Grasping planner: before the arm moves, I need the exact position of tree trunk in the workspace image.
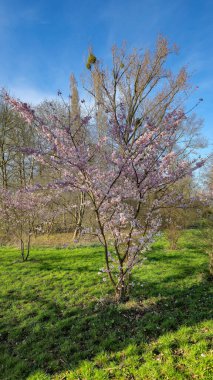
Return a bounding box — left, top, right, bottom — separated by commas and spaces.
20, 235, 31, 261
115, 271, 129, 303
20, 239, 25, 261
25, 234, 31, 261
73, 192, 85, 242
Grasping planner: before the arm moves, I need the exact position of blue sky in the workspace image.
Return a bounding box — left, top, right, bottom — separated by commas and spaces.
0, 0, 212, 152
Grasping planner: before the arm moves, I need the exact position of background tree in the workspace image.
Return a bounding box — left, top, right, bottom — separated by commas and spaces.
0, 95, 36, 189
35, 95, 89, 239
69, 75, 87, 241
199, 162, 213, 277
0, 189, 55, 260
159, 176, 200, 249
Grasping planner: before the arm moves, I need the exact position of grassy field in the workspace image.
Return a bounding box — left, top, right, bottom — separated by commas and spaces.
0, 230, 212, 380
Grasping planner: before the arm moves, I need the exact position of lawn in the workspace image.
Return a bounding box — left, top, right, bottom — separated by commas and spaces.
0, 230, 212, 380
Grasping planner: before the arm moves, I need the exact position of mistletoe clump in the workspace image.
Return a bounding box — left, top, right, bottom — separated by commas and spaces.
86, 53, 97, 70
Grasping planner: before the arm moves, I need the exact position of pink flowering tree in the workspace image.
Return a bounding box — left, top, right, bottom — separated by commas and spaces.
2, 38, 208, 300
3, 91, 206, 300
0, 188, 56, 261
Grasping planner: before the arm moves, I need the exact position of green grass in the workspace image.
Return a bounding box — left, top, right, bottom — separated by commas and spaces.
0, 230, 212, 380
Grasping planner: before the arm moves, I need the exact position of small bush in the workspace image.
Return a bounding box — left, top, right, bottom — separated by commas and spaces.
166, 225, 181, 250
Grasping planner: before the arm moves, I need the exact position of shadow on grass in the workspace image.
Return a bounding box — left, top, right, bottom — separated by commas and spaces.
0, 274, 212, 380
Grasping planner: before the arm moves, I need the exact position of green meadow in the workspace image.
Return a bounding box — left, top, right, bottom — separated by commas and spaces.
0, 230, 212, 380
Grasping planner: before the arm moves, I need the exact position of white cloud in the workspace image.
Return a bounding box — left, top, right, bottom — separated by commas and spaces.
8, 85, 55, 105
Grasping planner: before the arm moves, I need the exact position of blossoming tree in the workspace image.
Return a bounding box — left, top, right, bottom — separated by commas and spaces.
0, 189, 57, 261
3, 38, 207, 301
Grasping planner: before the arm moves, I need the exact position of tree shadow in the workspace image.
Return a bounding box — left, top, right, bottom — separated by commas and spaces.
1, 270, 212, 379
